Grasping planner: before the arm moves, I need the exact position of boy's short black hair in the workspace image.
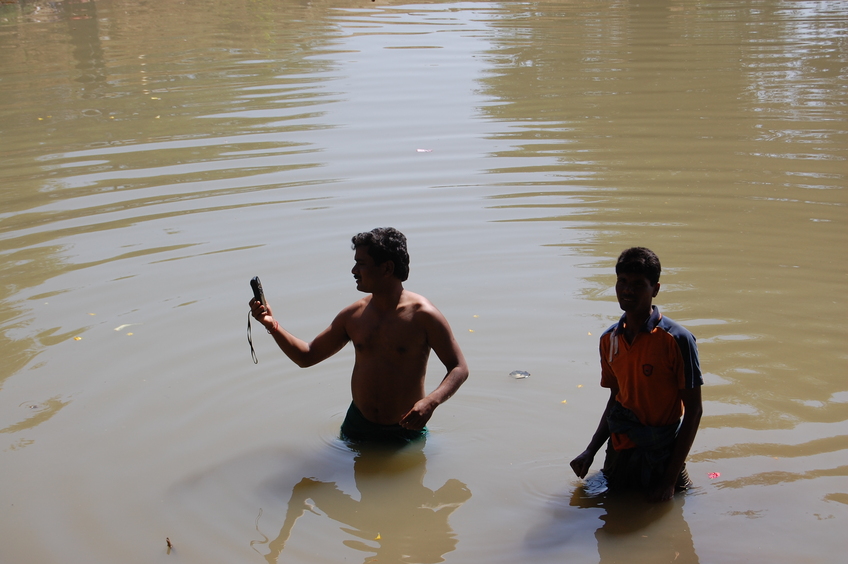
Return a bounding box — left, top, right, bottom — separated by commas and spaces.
615, 247, 661, 285
351, 227, 410, 282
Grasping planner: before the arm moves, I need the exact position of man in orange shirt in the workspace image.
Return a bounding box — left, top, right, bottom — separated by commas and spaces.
571, 247, 703, 501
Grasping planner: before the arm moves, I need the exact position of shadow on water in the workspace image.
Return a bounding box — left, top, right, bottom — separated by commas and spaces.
525, 473, 699, 564
170, 435, 473, 564
252, 439, 471, 564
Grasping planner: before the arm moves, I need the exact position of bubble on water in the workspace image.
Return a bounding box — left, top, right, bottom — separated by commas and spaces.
509, 370, 530, 379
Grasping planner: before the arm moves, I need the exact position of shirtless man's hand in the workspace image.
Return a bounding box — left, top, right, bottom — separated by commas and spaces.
399, 397, 438, 430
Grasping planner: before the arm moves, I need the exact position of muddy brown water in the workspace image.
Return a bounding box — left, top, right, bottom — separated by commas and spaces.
1, 1, 846, 563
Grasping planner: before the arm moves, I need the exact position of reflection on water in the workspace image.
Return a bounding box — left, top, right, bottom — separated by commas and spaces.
1, 1, 846, 563
585, 490, 698, 564
255, 442, 471, 564
0, 396, 70, 434
526, 473, 698, 564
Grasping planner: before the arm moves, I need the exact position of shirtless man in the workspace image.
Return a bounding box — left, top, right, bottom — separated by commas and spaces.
249, 227, 469, 443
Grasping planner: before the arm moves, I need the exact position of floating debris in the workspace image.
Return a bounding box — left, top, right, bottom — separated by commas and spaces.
708, 472, 721, 479
583, 472, 609, 496
509, 370, 530, 379
73, 336, 82, 341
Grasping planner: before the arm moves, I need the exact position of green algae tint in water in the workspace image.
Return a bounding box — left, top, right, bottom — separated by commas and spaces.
1, 1, 846, 563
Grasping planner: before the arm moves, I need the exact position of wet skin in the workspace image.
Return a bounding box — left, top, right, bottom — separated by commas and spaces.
250, 246, 468, 429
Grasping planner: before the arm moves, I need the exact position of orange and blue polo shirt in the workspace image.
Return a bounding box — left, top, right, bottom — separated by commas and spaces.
600, 306, 702, 451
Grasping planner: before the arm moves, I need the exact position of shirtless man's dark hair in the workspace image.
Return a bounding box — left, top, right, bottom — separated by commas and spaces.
351, 227, 410, 282
615, 247, 661, 286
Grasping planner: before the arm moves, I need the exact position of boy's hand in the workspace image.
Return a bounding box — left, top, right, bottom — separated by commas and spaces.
570, 451, 595, 479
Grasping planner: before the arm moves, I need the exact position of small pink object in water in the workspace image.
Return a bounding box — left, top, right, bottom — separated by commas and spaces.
416, 149, 433, 153
708, 472, 721, 479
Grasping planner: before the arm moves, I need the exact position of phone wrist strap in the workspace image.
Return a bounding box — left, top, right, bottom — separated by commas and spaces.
247, 311, 258, 364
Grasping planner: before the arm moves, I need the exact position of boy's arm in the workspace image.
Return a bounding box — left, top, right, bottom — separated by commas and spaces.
570, 387, 617, 478
250, 298, 351, 368
649, 385, 703, 502
399, 306, 469, 430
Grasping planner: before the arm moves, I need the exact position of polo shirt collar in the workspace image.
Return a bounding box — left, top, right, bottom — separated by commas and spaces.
614, 305, 661, 335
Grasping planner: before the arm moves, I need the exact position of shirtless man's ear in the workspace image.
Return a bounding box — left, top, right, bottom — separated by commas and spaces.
381, 260, 395, 279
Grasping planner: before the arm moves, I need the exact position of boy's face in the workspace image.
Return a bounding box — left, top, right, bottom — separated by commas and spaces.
615, 271, 660, 315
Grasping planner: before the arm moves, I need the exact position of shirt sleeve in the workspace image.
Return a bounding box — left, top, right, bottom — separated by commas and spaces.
673, 329, 702, 389
599, 332, 617, 389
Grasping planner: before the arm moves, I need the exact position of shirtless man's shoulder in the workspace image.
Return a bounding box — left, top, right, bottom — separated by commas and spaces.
340, 290, 439, 336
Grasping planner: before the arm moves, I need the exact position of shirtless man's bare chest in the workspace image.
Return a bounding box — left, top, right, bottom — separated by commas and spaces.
347, 295, 431, 424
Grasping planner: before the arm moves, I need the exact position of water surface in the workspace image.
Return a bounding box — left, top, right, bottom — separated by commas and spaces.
1, 1, 846, 563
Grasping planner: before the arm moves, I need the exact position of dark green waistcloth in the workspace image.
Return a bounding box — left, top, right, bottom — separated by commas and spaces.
340, 402, 427, 445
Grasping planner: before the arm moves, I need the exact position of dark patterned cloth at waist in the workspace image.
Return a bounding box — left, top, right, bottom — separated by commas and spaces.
606, 400, 679, 450
603, 400, 683, 491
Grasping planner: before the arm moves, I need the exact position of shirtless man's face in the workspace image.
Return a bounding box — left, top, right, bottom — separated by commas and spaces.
351, 246, 390, 293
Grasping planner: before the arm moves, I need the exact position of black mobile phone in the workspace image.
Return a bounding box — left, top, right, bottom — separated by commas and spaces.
250, 276, 266, 307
